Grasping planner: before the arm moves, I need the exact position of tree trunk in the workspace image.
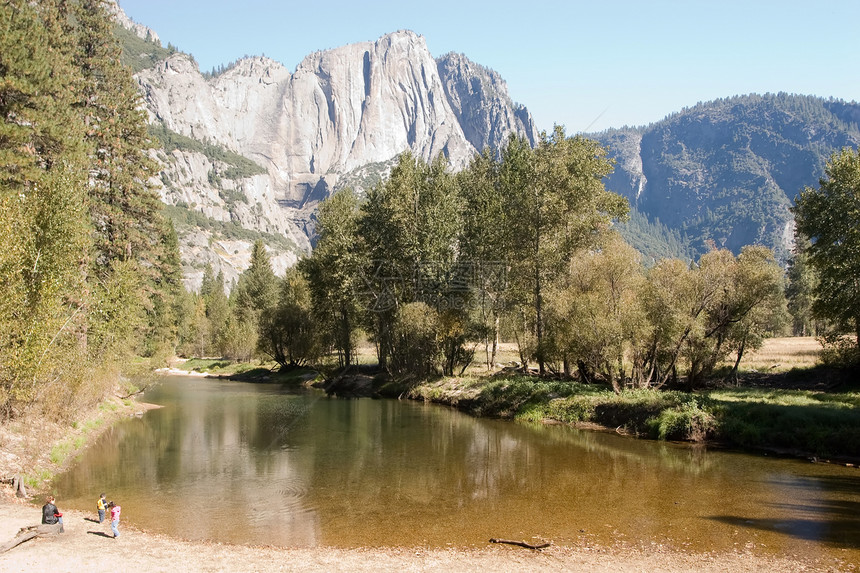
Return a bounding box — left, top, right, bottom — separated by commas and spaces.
490, 314, 499, 369
577, 360, 591, 384
727, 335, 747, 385
534, 265, 545, 376
511, 330, 523, 371
856, 316, 860, 350
12, 475, 26, 498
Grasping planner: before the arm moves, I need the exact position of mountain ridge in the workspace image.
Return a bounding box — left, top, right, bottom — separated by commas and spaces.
117, 11, 538, 289
598, 93, 860, 262
112, 3, 860, 287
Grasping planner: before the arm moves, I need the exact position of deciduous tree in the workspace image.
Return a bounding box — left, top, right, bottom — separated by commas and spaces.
502, 128, 627, 375
794, 147, 860, 352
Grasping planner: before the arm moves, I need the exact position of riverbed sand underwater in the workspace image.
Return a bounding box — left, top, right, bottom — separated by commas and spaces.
1, 492, 855, 572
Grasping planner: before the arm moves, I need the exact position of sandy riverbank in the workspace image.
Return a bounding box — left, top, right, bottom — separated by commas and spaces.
0, 494, 853, 573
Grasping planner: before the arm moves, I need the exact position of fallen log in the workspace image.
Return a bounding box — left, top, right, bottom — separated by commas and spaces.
489, 538, 551, 550
0, 523, 63, 554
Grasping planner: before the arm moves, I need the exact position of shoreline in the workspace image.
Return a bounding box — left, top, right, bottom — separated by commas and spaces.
159, 367, 860, 467
0, 495, 851, 572
2, 373, 857, 571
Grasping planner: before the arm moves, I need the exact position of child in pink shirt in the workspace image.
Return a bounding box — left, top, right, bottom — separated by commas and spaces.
108, 501, 121, 538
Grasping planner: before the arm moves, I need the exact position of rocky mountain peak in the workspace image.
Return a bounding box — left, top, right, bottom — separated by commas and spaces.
107, 0, 159, 43
436, 52, 538, 153
113, 4, 538, 289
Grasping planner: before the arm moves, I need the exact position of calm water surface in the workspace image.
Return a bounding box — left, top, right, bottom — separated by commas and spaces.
55, 377, 860, 561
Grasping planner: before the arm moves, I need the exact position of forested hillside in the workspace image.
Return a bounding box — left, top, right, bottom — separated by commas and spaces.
600, 94, 860, 261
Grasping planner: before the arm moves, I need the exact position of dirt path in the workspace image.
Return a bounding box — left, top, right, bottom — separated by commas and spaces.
0, 495, 852, 572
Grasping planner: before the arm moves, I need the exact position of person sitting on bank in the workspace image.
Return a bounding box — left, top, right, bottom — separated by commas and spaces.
41, 495, 64, 532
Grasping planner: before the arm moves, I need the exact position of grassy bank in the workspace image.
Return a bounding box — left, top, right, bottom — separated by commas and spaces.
406, 374, 860, 461
171, 338, 859, 462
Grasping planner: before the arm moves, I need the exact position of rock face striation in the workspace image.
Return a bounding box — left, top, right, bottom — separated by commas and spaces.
124, 16, 537, 289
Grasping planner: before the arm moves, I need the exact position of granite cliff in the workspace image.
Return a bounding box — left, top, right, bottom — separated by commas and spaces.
117, 4, 537, 289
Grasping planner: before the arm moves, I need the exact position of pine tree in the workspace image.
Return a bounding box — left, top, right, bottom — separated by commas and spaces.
72, 0, 179, 358
1, 0, 91, 416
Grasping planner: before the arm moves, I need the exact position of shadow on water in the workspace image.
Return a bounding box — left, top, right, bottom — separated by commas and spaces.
707, 474, 860, 549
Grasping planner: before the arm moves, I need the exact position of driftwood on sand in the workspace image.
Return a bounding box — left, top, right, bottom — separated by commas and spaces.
489, 538, 552, 550
0, 523, 63, 553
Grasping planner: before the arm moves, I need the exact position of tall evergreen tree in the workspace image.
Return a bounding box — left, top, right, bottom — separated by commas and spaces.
1, 0, 91, 416
73, 0, 175, 358
231, 240, 278, 358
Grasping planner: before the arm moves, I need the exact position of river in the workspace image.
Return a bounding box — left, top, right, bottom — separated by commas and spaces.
54, 376, 860, 561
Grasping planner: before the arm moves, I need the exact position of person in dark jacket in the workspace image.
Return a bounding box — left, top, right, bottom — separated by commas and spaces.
41, 495, 64, 531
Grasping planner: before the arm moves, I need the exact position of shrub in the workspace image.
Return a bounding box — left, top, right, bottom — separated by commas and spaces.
390, 302, 440, 377
647, 398, 716, 441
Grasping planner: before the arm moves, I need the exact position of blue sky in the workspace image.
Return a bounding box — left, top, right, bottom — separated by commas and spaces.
117, 0, 859, 134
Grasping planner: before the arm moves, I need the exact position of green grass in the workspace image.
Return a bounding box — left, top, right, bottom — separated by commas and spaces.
410, 375, 860, 459
708, 389, 860, 456
98, 401, 118, 413
49, 435, 85, 465
23, 469, 53, 489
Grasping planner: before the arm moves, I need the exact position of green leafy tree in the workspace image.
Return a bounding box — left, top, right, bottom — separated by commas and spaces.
502, 128, 628, 375
0, 0, 91, 416
794, 147, 860, 352
358, 152, 462, 372
390, 302, 440, 378
176, 290, 207, 358
636, 247, 785, 390
203, 270, 231, 356
547, 234, 645, 390
300, 189, 364, 368
258, 268, 320, 368
722, 246, 788, 381
458, 149, 510, 368
785, 236, 818, 336
687, 247, 785, 386
218, 316, 257, 362
636, 259, 692, 388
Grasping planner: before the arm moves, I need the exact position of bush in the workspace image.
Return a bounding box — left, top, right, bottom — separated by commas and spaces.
390, 303, 440, 377
647, 398, 716, 441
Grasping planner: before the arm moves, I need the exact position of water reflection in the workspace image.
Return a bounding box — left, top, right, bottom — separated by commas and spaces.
54, 377, 860, 561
